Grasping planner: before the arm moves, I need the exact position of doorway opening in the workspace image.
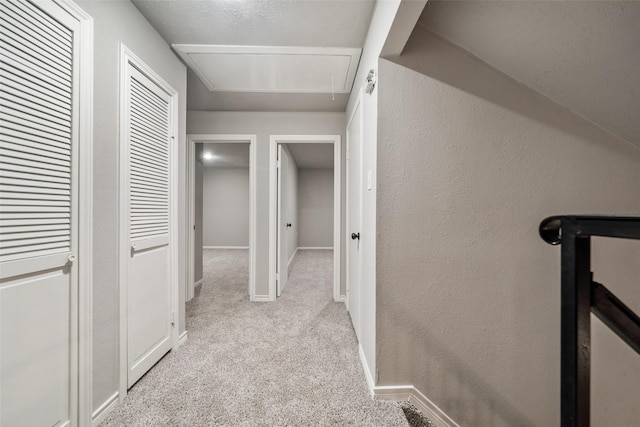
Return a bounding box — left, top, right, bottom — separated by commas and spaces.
186, 135, 257, 301
269, 135, 341, 301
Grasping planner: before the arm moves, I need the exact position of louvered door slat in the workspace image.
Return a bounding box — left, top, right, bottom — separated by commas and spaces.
0, 0, 73, 263
2, 0, 73, 58
0, 173, 70, 188
129, 90, 167, 122
0, 139, 70, 162
130, 116, 168, 144
0, 12, 72, 74
0, 61, 72, 102
130, 143, 168, 164
1, 128, 73, 152
2, 89, 72, 122
0, 40, 72, 91
1, 75, 70, 115
0, 112, 71, 139
0, 6, 72, 65
128, 67, 170, 242
130, 162, 168, 182
131, 78, 167, 110
0, 217, 69, 227
4, 0, 72, 53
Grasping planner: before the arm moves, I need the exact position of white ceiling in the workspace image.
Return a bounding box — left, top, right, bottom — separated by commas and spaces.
200, 143, 249, 168
132, 0, 376, 112
286, 143, 334, 169
198, 142, 333, 169
419, 1, 640, 147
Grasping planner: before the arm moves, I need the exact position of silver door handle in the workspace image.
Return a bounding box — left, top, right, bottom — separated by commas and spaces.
131, 244, 137, 250
68, 254, 76, 262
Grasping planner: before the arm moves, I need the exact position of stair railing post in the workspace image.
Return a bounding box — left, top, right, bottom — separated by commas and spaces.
560, 224, 591, 427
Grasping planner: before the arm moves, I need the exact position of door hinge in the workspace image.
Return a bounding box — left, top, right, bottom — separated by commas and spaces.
171, 311, 176, 327
276, 160, 281, 168
276, 273, 280, 283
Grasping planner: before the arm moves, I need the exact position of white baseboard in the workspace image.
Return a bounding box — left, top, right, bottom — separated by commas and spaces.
297, 246, 333, 250
373, 384, 458, 427
178, 330, 188, 347
358, 347, 457, 427
203, 246, 249, 249
92, 391, 119, 426
288, 247, 298, 268
251, 295, 272, 302
359, 345, 375, 395
336, 294, 346, 303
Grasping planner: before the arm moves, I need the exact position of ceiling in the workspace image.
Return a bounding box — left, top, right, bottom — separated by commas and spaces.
199, 142, 333, 169
419, 0, 640, 147
200, 143, 249, 168
132, 0, 376, 112
286, 143, 334, 169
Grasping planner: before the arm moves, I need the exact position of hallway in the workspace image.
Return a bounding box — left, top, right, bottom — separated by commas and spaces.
101, 249, 410, 426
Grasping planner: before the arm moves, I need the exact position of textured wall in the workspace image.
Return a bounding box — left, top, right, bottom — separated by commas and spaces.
298, 169, 334, 248
376, 27, 640, 426
187, 111, 346, 297
76, 0, 187, 413
420, 0, 640, 148
202, 168, 250, 247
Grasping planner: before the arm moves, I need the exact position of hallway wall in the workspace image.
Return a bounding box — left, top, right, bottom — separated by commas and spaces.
376, 26, 640, 426
76, 0, 187, 416
187, 112, 346, 297
298, 169, 334, 248
202, 167, 250, 247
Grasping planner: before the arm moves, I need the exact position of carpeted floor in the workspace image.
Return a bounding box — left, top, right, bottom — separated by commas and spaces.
100, 249, 418, 426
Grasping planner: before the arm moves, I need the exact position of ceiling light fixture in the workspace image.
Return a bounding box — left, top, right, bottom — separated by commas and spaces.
203, 152, 214, 160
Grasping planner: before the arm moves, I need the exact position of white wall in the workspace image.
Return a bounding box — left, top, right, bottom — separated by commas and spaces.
376, 26, 640, 426
187, 112, 346, 297
75, 0, 187, 414
202, 168, 250, 247
298, 169, 334, 248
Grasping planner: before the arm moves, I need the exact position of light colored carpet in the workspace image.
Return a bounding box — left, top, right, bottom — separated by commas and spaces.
100, 249, 411, 426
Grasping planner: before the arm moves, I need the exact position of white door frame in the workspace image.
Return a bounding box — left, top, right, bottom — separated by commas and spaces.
186, 134, 258, 300
345, 90, 364, 335
69, 3, 94, 423
118, 44, 179, 399
2, 1, 95, 424
269, 135, 342, 302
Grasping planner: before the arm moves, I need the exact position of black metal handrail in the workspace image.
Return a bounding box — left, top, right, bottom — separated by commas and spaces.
539, 215, 640, 427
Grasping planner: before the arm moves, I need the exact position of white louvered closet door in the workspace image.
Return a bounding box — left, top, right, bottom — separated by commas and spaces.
0, 0, 80, 425
124, 62, 174, 387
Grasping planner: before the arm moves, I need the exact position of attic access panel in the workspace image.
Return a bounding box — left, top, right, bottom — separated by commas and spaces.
173, 45, 362, 94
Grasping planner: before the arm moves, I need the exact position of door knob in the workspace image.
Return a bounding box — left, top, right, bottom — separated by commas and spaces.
351, 233, 360, 240
68, 254, 76, 262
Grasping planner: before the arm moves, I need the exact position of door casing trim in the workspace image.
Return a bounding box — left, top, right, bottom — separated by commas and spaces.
118, 44, 179, 400
185, 134, 258, 301
269, 135, 342, 302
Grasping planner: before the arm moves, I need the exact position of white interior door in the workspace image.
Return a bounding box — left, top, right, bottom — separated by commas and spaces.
0, 0, 80, 424
347, 99, 362, 339
123, 60, 174, 388
276, 144, 289, 296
